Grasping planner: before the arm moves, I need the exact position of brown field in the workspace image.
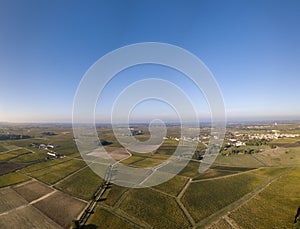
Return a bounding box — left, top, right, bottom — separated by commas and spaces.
0, 205, 62, 229
254, 146, 300, 166
0, 188, 27, 214
33, 191, 86, 228
105, 146, 130, 160
0, 162, 27, 175
12, 180, 54, 202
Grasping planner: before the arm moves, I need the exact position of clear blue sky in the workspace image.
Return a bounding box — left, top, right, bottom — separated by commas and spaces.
0, 0, 300, 122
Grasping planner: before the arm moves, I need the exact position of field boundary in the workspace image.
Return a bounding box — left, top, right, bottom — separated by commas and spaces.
195, 167, 293, 228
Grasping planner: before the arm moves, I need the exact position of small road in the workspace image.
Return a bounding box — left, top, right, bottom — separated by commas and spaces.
251, 154, 269, 167
191, 167, 260, 183
176, 178, 195, 227
0, 147, 22, 154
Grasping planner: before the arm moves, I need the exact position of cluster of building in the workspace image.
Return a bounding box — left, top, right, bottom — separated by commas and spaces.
246, 131, 299, 140
31, 143, 57, 149
227, 138, 246, 147
31, 143, 64, 158
164, 136, 201, 142
123, 128, 144, 136
232, 130, 300, 141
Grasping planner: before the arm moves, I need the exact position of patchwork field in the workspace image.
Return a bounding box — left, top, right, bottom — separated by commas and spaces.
27, 159, 86, 184
119, 188, 190, 228
0, 172, 30, 187
0, 205, 62, 229
193, 168, 238, 180
0, 188, 28, 213
55, 166, 103, 200
0, 162, 27, 175
214, 154, 264, 168
228, 167, 300, 228
208, 218, 233, 229
152, 175, 188, 196
21, 157, 71, 173
33, 191, 86, 228
12, 180, 54, 202
103, 184, 129, 207
181, 172, 267, 222
1, 123, 300, 228
0, 184, 87, 229
85, 207, 133, 229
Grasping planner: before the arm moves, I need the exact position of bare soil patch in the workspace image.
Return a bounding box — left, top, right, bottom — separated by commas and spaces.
0, 162, 27, 175
0, 205, 61, 229
0, 188, 27, 214
12, 180, 54, 202
33, 191, 86, 228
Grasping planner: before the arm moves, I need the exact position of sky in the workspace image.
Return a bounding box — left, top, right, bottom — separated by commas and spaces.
0, 0, 300, 123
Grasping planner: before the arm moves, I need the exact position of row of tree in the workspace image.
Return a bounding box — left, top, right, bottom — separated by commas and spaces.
0, 134, 31, 140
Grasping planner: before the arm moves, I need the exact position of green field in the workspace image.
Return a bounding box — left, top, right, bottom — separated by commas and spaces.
251, 167, 288, 177
119, 188, 190, 228
229, 167, 300, 228
28, 159, 86, 184
214, 154, 264, 167
178, 161, 202, 178
55, 167, 103, 200
130, 157, 167, 167
10, 152, 46, 163
193, 168, 238, 180
208, 218, 232, 229
21, 157, 71, 173
152, 175, 188, 196
103, 184, 129, 207
0, 148, 40, 163
85, 207, 133, 229
0, 153, 18, 161
7, 148, 31, 155
84, 207, 135, 229
121, 153, 169, 168
0, 144, 8, 152
182, 173, 267, 222
0, 172, 30, 187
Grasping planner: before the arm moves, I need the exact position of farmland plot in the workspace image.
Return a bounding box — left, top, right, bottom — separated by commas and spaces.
181, 173, 266, 222
28, 159, 86, 184
0, 172, 30, 187
0, 205, 62, 229
55, 167, 103, 200
12, 180, 54, 202
0, 188, 27, 214
120, 188, 190, 228
33, 191, 86, 228
229, 167, 300, 228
